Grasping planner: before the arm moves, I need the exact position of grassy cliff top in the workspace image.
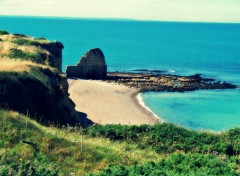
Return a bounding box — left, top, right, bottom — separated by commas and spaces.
0, 29, 62, 69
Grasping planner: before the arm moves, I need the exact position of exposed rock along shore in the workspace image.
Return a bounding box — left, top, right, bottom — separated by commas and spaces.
65, 48, 237, 93
105, 72, 237, 92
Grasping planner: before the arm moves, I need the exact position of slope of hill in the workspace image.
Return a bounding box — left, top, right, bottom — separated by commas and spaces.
1, 110, 239, 175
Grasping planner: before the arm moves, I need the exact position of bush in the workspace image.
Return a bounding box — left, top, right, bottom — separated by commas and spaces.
0, 153, 58, 176
84, 124, 240, 156
13, 38, 40, 46
88, 153, 237, 176
35, 37, 47, 40
13, 33, 28, 37
0, 30, 9, 35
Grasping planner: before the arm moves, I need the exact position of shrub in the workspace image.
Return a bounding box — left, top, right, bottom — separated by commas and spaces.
84, 124, 240, 156
35, 37, 47, 40
13, 33, 28, 37
0, 30, 9, 35
88, 153, 237, 176
13, 38, 40, 46
0, 154, 58, 176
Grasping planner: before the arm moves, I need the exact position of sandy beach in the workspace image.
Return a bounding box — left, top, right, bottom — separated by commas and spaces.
68, 79, 163, 125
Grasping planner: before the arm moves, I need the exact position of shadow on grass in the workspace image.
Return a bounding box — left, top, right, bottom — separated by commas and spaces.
76, 111, 94, 127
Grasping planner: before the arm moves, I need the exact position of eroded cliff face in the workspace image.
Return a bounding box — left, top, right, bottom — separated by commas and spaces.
0, 67, 79, 125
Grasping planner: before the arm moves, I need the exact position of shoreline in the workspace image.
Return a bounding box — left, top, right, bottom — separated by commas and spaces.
136, 93, 165, 123
68, 79, 162, 125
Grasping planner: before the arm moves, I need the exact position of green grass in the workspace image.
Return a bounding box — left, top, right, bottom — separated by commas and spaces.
84, 124, 240, 156
0, 109, 163, 175
13, 38, 41, 46
1, 109, 239, 175
8, 48, 48, 64
88, 154, 238, 176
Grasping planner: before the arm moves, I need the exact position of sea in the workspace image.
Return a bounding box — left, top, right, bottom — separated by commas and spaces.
0, 16, 239, 131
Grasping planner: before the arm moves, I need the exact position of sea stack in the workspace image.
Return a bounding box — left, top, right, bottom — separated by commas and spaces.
66, 48, 107, 79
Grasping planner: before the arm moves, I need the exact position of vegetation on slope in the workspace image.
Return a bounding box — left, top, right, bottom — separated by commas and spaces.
0, 31, 50, 65
88, 154, 237, 176
0, 30, 9, 35
85, 124, 240, 175
0, 110, 162, 175
84, 124, 240, 156
0, 30, 63, 70
1, 110, 239, 175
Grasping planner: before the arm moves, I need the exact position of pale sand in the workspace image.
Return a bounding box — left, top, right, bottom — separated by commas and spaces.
68, 79, 163, 125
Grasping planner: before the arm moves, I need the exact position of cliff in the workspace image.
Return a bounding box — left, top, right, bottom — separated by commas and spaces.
0, 30, 78, 124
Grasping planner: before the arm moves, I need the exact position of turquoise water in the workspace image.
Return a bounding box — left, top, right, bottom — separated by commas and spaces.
142, 90, 240, 131
0, 16, 240, 130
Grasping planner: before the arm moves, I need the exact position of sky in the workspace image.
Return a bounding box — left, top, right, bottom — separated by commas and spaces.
0, 0, 240, 23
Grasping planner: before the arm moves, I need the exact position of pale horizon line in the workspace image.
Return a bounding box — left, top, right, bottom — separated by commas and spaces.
1, 15, 240, 24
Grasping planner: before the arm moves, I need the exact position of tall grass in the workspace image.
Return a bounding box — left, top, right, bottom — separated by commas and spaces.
0, 57, 48, 72
0, 110, 163, 175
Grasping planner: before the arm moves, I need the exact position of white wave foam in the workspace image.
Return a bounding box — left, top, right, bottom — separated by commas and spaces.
137, 93, 165, 122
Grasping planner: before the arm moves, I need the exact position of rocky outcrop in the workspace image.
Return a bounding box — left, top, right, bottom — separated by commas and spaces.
66, 48, 107, 79
106, 73, 237, 92
39, 42, 64, 72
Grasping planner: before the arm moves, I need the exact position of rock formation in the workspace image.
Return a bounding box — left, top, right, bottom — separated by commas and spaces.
106, 72, 237, 92
66, 48, 107, 79
40, 42, 64, 72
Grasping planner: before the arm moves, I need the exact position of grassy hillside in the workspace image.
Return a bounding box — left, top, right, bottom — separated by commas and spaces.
85, 125, 240, 175
0, 109, 163, 175
0, 109, 239, 175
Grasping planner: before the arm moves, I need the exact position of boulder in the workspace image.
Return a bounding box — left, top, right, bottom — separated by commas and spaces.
66, 48, 107, 79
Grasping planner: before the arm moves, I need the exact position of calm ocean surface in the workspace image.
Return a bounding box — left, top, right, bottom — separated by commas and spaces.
1, 16, 239, 131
